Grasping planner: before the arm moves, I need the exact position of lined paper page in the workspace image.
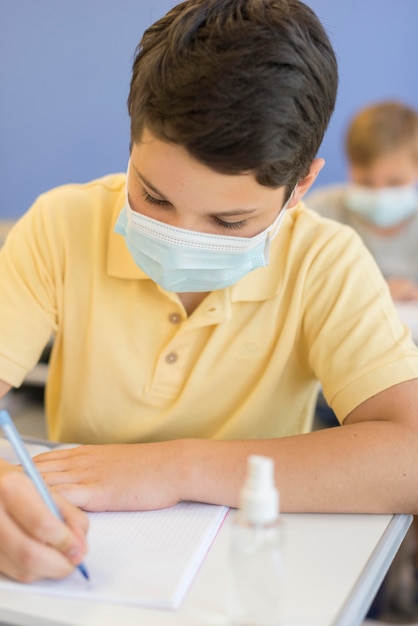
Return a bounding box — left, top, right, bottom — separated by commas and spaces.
0, 503, 228, 609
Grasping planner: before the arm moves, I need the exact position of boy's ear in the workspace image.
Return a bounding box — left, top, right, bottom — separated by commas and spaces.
288, 158, 325, 207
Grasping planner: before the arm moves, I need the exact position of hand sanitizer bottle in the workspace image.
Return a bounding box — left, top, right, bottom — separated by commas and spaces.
229, 455, 284, 626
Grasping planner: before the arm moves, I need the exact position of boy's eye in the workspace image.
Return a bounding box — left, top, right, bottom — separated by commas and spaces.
213, 216, 248, 230
141, 187, 170, 206
140, 186, 247, 230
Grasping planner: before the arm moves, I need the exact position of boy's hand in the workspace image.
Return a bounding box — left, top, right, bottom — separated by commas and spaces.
34, 442, 185, 512
0, 469, 89, 582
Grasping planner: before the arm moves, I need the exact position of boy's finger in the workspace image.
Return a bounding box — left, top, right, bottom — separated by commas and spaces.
0, 472, 87, 563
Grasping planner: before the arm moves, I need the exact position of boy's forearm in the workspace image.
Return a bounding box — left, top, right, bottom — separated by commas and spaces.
179, 420, 418, 514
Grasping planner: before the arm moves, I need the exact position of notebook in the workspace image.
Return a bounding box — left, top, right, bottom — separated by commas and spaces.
0, 437, 73, 464
0, 438, 229, 609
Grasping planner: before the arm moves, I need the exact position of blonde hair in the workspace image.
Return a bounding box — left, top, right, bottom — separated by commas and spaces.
346, 101, 418, 166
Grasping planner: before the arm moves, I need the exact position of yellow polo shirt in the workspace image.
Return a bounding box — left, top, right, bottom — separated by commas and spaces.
0, 174, 417, 443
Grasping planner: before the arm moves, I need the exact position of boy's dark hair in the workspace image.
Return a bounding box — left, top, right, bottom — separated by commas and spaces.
128, 0, 338, 191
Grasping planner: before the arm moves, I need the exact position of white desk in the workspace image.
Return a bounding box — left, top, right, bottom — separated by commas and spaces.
0, 511, 411, 626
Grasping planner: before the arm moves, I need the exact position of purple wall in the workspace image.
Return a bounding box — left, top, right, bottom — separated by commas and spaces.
1, 0, 417, 218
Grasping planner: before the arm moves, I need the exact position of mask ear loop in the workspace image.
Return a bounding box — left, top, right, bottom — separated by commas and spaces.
267, 186, 297, 237
263, 186, 297, 262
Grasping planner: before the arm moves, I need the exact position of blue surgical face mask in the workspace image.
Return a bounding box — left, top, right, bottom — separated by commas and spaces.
345, 184, 418, 228
114, 189, 294, 293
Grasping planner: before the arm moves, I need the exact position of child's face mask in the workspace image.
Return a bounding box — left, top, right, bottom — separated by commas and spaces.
114, 191, 294, 293
345, 184, 418, 228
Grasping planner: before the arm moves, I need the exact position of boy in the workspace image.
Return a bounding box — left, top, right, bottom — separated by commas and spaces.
306, 100, 418, 301
0, 0, 418, 583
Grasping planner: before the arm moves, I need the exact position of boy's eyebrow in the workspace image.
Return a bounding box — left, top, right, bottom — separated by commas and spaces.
207, 208, 258, 217
131, 162, 258, 217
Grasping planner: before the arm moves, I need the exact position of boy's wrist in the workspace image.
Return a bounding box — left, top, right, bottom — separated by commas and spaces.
173, 438, 196, 503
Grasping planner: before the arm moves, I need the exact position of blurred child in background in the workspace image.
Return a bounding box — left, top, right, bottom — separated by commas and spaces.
307, 100, 418, 302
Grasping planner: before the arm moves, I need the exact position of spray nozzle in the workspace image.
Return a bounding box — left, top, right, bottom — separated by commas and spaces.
239, 455, 279, 525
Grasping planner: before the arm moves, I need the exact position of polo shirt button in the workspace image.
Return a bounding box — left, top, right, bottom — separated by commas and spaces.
168, 313, 181, 324
165, 352, 178, 364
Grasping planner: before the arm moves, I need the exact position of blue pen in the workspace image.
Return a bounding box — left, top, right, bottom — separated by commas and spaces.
0, 410, 89, 580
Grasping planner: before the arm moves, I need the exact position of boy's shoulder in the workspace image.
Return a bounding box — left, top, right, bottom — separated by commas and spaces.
285, 202, 373, 271
9, 173, 127, 250
304, 183, 348, 220
289, 201, 355, 237
39, 173, 126, 204
31, 173, 126, 228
